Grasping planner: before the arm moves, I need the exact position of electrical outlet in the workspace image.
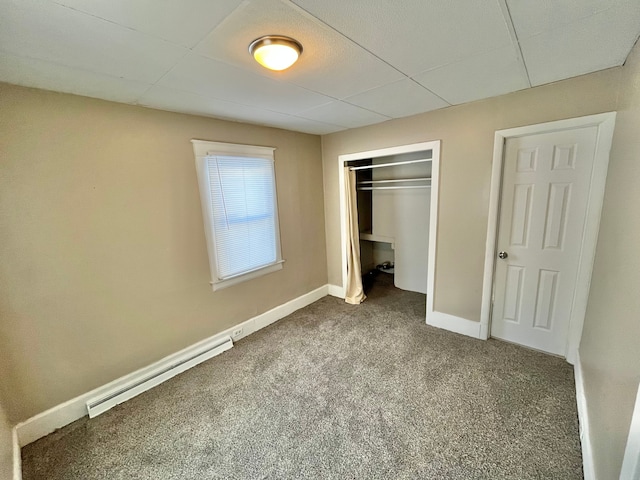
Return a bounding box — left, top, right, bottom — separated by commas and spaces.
232, 327, 243, 339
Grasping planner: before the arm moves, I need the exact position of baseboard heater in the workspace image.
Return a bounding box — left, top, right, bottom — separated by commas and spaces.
86, 335, 233, 418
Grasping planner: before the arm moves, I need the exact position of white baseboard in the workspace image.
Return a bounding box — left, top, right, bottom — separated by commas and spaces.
426, 310, 482, 339
327, 284, 345, 298
15, 284, 329, 447
248, 284, 328, 333
12, 427, 21, 480
574, 352, 595, 480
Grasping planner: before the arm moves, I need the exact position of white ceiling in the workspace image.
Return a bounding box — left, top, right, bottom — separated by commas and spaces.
1, 0, 639, 135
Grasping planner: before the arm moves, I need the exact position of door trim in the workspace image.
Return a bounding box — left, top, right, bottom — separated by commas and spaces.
337, 141, 441, 313
480, 112, 617, 363
620, 382, 640, 480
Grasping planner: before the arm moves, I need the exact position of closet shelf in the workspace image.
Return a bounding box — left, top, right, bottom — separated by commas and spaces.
360, 232, 395, 247
358, 185, 430, 191
349, 158, 431, 171
357, 177, 431, 185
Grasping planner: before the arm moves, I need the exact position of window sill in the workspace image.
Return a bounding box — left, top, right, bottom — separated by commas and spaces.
210, 261, 284, 292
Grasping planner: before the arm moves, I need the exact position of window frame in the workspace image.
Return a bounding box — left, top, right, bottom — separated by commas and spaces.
192, 140, 284, 291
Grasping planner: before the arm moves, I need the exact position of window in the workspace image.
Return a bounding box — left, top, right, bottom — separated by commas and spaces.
192, 140, 283, 291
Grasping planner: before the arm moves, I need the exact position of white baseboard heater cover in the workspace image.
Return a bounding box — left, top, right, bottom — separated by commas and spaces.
86, 335, 233, 418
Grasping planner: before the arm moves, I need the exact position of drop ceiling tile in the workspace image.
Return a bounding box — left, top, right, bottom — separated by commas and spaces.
193, 0, 404, 99
0, 51, 152, 103
520, 3, 640, 86
344, 79, 449, 118
290, 0, 513, 75
0, 0, 187, 84
157, 53, 333, 115
413, 46, 529, 105
138, 85, 342, 134
53, 0, 245, 48
297, 101, 389, 129
1, 0, 637, 134
507, 0, 618, 38
138, 85, 260, 119
263, 115, 345, 135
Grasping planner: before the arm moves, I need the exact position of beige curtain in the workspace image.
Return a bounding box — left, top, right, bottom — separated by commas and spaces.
344, 167, 366, 304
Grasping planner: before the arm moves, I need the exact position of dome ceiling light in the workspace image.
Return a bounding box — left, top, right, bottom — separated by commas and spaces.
249, 35, 303, 71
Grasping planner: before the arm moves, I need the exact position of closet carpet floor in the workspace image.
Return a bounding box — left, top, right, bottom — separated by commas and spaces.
22, 275, 583, 479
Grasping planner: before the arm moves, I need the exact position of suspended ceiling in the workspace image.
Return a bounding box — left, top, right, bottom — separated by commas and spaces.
1, 0, 639, 135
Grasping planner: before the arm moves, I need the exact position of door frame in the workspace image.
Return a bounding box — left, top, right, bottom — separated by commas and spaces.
479, 112, 616, 363
620, 382, 640, 480
337, 141, 440, 313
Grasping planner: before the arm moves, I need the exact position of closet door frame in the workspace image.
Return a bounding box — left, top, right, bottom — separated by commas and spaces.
337, 140, 440, 315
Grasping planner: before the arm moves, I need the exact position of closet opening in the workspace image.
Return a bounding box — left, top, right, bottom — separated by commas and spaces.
338, 141, 441, 313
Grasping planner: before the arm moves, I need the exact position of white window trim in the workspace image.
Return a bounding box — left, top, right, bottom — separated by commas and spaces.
192, 140, 284, 291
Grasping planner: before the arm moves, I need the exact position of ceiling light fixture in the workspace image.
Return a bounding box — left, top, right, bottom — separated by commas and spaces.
249, 35, 303, 71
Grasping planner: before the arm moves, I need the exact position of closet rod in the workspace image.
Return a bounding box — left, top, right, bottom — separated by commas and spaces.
357, 185, 431, 191
349, 158, 431, 171
358, 177, 431, 185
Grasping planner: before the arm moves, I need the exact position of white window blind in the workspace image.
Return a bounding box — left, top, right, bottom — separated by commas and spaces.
206, 155, 279, 280
192, 140, 282, 291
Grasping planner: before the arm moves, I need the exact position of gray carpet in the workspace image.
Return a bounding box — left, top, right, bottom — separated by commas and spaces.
22, 274, 583, 479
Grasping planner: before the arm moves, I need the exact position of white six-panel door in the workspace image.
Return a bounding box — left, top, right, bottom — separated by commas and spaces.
491, 126, 598, 355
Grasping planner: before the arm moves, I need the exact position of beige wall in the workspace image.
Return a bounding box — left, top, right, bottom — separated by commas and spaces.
322, 68, 620, 321
0, 83, 327, 422
579, 40, 640, 479
0, 400, 12, 480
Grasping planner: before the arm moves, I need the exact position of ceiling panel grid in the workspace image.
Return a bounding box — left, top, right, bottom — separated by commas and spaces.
0, 0, 638, 134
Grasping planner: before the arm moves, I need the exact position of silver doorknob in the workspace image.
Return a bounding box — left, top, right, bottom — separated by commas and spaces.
498, 251, 508, 259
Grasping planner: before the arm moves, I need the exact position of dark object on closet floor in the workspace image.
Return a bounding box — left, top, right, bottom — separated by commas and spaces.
362, 269, 378, 294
